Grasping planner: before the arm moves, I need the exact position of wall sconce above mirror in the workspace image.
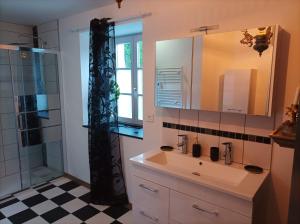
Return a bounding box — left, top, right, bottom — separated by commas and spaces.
155, 25, 279, 116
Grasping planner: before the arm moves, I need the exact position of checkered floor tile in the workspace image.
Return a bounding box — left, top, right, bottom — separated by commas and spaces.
0, 177, 132, 224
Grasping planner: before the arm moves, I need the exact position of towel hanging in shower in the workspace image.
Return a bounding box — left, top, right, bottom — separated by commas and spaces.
88, 18, 128, 205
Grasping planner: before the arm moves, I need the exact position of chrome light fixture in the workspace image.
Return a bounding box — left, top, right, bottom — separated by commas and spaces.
116, 0, 123, 8
240, 26, 273, 56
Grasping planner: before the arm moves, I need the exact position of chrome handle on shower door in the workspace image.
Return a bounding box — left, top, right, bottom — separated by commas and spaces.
17, 114, 25, 130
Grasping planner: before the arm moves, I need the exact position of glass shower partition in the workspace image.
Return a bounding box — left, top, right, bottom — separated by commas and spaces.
0, 45, 64, 198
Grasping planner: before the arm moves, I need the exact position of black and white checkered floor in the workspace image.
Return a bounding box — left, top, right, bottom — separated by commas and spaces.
0, 177, 132, 224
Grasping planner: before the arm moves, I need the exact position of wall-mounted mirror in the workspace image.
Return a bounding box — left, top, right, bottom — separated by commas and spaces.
155, 25, 278, 116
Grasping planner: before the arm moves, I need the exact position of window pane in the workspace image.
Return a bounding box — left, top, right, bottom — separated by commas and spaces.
117, 69, 132, 93
137, 69, 143, 94
118, 94, 132, 118
138, 96, 143, 120
116, 42, 131, 68
137, 41, 143, 68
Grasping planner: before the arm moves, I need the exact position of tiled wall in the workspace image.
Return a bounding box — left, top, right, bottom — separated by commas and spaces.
161, 109, 274, 170
37, 20, 60, 50
0, 48, 22, 197
0, 20, 59, 50
0, 40, 31, 199
0, 21, 33, 46
0, 114, 23, 197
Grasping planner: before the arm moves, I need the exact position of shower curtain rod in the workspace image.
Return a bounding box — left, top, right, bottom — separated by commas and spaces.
70, 12, 152, 33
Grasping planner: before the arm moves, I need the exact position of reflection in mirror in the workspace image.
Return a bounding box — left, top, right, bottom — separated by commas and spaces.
192, 25, 278, 116
155, 37, 193, 109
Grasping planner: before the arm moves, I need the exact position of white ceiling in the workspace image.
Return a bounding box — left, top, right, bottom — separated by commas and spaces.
0, 0, 115, 26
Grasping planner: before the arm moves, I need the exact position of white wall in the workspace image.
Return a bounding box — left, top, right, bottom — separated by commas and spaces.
0, 21, 33, 46
59, 0, 300, 223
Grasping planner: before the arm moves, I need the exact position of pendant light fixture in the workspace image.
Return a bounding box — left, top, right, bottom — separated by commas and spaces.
116, 0, 123, 8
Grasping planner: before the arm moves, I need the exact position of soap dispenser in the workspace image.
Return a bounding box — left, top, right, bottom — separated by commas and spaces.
192, 137, 201, 158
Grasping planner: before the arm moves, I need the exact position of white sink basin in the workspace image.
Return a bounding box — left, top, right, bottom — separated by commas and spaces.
130, 150, 269, 200
146, 151, 248, 186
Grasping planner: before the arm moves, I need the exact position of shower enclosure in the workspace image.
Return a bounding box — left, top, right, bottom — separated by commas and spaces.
0, 44, 64, 198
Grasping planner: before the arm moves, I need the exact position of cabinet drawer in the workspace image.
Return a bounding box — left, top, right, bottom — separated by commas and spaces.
133, 203, 167, 224
170, 190, 251, 224
132, 176, 169, 224
132, 175, 169, 210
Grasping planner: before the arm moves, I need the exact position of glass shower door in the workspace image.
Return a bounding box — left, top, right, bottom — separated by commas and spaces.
10, 49, 64, 188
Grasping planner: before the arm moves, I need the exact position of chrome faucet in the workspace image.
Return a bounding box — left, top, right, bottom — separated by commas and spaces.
177, 135, 188, 154
222, 142, 232, 165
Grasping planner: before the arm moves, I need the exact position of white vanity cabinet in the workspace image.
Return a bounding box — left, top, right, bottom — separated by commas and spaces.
130, 150, 268, 224
131, 168, 254, 224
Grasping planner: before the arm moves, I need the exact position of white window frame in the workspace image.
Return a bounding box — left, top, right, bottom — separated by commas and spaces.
116, 33, 143, 126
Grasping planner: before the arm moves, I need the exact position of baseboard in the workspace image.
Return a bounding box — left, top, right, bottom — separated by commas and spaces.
63, 172, 132, 208
64, 172, 90, 189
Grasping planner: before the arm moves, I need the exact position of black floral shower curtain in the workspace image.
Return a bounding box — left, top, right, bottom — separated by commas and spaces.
88, 18, 128, 205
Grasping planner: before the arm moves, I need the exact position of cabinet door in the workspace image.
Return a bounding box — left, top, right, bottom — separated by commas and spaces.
191, 25, 278, 116
155, 37, 193, 109
170, 190, 251, 224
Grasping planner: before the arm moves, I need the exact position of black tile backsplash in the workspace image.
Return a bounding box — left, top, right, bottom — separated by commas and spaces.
264, 137, 271, 144
162, 122, 271, 145
255, 136, 264, 143
235, 133, 242, 139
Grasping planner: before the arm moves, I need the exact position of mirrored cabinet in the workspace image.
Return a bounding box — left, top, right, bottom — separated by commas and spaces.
155, 37, 193, 109
155, 25, 279, 116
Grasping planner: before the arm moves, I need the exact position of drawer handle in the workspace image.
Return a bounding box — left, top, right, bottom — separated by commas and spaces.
227, 108, 242, 112
140, 210, 159, 223
192, 204, 219, 216
139, 184, 159, 193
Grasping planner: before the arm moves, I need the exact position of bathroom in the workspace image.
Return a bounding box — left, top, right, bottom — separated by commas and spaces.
0, 0, 300, 223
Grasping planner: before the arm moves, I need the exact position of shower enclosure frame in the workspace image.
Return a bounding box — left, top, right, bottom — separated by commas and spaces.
0, 44, 66, 198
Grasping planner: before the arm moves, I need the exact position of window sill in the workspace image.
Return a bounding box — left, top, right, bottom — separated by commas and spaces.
82, 124, 143, 140
118, 124, 144, 140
